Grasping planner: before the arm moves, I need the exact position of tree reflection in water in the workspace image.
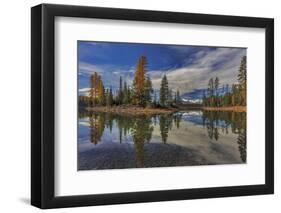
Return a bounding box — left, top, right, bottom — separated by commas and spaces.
89, 112, 105, 145
202, 110, 247, 163
131, 115, 154, 167
78, 109, 247, 167
159, 114, 173, 143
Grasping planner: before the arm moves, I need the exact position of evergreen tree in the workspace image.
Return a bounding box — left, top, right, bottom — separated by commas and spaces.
208, 78, 214, 106
224, 84, 231, 106
89, 74, 94, 107
214, 77, 219, 95
123, 81, 128, 104
105, 89, 109, 106
79, 96, 89, 108
175, 89, 181, 105
98, 76, 105, 106
214, 77, 220, 106
153, 90, 157, 107
118, 76, 123, 105
231, 84, 238, 106
144, 76, 153, 106
204, 57, 246, 108
106, 86, 113, 106
238, 56, 247, 106
202, 91, 207, 106
167, 89, 173, 107
127, 86, 132, 104
208, 78, 214, 96
160, 74, 169, 107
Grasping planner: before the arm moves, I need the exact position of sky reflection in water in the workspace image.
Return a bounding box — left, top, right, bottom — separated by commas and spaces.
78, 110, 246, 170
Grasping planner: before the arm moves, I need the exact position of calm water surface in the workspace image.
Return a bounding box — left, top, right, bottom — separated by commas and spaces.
78, 110, 246, 170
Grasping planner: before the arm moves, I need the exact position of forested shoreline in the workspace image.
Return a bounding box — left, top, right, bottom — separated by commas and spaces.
202, 56, 247, 110
79, 56, 181, 113
79, 55, 247, 113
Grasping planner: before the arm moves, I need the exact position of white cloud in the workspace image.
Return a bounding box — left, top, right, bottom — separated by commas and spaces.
79, 47, 246, 98
79, 62, 135, 89
79, 88, 90, 92
79, 62, 105, 75
79, 87, 90, 96
148, 48, 246, 94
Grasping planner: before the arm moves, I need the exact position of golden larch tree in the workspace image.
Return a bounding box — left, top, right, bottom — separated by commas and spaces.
89, 72, 101, 106
133, 56, 147, 106
98, 76, 105, 105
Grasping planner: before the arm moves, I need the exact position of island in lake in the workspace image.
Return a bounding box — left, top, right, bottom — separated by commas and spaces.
78, 41, 247, 170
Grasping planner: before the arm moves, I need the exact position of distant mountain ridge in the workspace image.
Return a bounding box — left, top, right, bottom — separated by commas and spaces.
181, 87, 229, 103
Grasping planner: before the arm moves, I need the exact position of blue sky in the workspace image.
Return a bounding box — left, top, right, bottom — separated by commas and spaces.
78, 41, 246, 101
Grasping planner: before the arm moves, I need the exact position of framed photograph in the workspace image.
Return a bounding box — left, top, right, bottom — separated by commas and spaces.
31, 4, 274, 209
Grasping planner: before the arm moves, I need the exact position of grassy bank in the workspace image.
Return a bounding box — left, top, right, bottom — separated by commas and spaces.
87, 106, 178, 115
203, 106, 246, 112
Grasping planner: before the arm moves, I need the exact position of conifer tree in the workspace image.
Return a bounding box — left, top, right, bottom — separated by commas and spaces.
167, 89, 173, 106
238, 56, 247, 106
153, 90, 157, 107
98, 76, 105, 106
132, 56, 147, 106
175, 89, 181, 105
127, 86, 132, 104
118, 76, 123, 105
231, 84, 237, 106
144, 76, 153, 106
202, 91, 207, 106
89, 74, 95, 107
224, 84, 230, 106
203, 58, 246, 108
214, 77, 220, 106
89, 72, 100, 107
106, 86, 113, 106
160, 74, 169, 107
208, 78, 214, 106
123, 81, 128, 104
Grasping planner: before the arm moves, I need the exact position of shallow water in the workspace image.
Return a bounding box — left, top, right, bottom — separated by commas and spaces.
78, 110, 246, 170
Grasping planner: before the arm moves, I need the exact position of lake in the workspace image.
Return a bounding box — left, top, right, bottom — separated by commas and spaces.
78, 110, 246, 170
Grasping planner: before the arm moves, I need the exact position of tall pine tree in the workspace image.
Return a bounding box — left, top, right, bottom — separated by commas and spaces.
160, 74, 169, 107
106, 86, 113, 106
98, 76, 105, 106
118, 76, 123, 104
238, 56, 247, 106
144, 76, 153, 106
123, 81, 128, 104
214, 77, 220, 106
175, 89, 181, 105
208, 78, 214, 106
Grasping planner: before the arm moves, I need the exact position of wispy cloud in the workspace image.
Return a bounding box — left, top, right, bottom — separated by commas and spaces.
79, 87, 90, 92
149, 48, 246, 94
79, 62, 135, 89
78, 41, 246, 100
78, 87, 90, 96
79, 62, 105, 75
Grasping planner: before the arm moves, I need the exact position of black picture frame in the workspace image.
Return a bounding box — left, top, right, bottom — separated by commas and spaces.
31, 3, 274, 209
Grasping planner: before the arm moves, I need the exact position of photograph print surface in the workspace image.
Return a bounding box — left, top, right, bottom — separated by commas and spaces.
78, 41, 247, 171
